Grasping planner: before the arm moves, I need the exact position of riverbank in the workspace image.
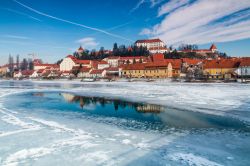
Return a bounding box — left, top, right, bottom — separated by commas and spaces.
1, 77, 250, 84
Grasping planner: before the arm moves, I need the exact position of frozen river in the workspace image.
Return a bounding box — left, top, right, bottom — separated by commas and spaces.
0, 80, 249, 166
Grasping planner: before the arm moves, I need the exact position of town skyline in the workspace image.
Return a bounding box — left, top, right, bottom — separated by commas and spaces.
1, 0, 250, 65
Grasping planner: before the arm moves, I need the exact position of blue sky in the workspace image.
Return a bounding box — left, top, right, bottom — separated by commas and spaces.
0, 0, 250, 65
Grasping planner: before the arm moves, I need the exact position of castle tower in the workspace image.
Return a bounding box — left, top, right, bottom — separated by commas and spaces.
77, 46, 84, 54
210, 44, 217, 53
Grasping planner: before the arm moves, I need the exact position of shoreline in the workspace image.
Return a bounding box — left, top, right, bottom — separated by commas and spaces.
0, 77, 249, 84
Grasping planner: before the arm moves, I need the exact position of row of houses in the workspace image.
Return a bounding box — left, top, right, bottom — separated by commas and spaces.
10, 53, 250, 80
3, 44, 248, 80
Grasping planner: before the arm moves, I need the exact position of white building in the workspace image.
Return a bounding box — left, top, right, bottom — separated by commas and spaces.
13, 71, 22, 78
135, 38, 168, 53
103, 56, 120, 67
97, 61, 110, 69
77, 68, 92, 78
148, 47, 169, 54
89, 69, 106, 78
59, 55, 91, 71
236, 58, 250, 77
30, 71, 40, 78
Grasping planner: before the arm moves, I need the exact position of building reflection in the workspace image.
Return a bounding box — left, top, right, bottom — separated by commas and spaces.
32, 92, 44, 97
60, 93, 163, 113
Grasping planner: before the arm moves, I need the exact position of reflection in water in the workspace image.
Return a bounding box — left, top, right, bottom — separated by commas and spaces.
9, 92, 249, 131
58, 93, 249, 130
60, 93, 164, 113
32, 93, 44, 97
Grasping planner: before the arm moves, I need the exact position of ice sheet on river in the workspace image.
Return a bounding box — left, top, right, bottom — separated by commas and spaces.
0, 80, 249, 166
20, 80, 250, 120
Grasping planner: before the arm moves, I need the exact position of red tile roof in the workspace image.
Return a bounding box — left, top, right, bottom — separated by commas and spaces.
210, 44, 217, 50
119, 56, 145, 60
66, 55, 90, 65
239, 57, 250, 67
106, 56, 120, 60
123, 64, 145, 70
152, 53, 165, 62
145, 62, 169, 68
90, 69, 104, 74
78, 46, 84, 51
21, 70, 34, 76
33, 59, 42, 65
79, 67, 91, 72
181, 58, 202, 65
135, 38, 163, 43
98, 60, 108, 64
67, 55, 77, 60
203, 59, 240, 69
105, 67, 119, 72
164, 59, 182, 69
76, 60, 90, 64
37, 69, 45, 73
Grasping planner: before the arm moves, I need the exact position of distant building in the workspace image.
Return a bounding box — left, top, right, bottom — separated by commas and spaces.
105, 67, 121, 78
103, 56, 120, 67
0, 65, 8, 76
119, 56, 147, 65
33, 59, 43, 65
236, 57, 250, 78
180, 44, 218, 54
34, 64, 59, 71
59, 55, 91, 71
135, 38, 169, 54
203, 59, 240, 79
97, 61, 109, 70
122, 62, 173, 79
77, 46, 84, 54
13, 70, 34, 79
89, 69, 106, 78
103, 56, 147, 67
77, 67, 92, 78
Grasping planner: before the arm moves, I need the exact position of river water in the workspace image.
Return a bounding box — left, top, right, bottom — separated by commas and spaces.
0, 80, 249, 166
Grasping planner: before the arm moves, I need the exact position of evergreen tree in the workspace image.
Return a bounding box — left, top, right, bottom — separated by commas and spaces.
16, 55, 20, 70
28, 59, 34, 70
21, 58, 28, 71
8, 54, 14, 73
133, 58, 136, 64
113, 43, 118, 56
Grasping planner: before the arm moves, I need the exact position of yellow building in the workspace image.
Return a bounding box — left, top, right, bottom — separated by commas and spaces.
144, 62, 172, 78
122, 62, 173, 78
203, 59, 240, 79
122, 64, 145, 78
0, 65, 8, 76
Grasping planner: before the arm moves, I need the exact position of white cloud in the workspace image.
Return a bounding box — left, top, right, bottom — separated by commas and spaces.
139, 28, 152, 35
130, 0, 163, 13
76, 37, 99, 48
158, 0, 190, 17
140, 0, 250, 46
